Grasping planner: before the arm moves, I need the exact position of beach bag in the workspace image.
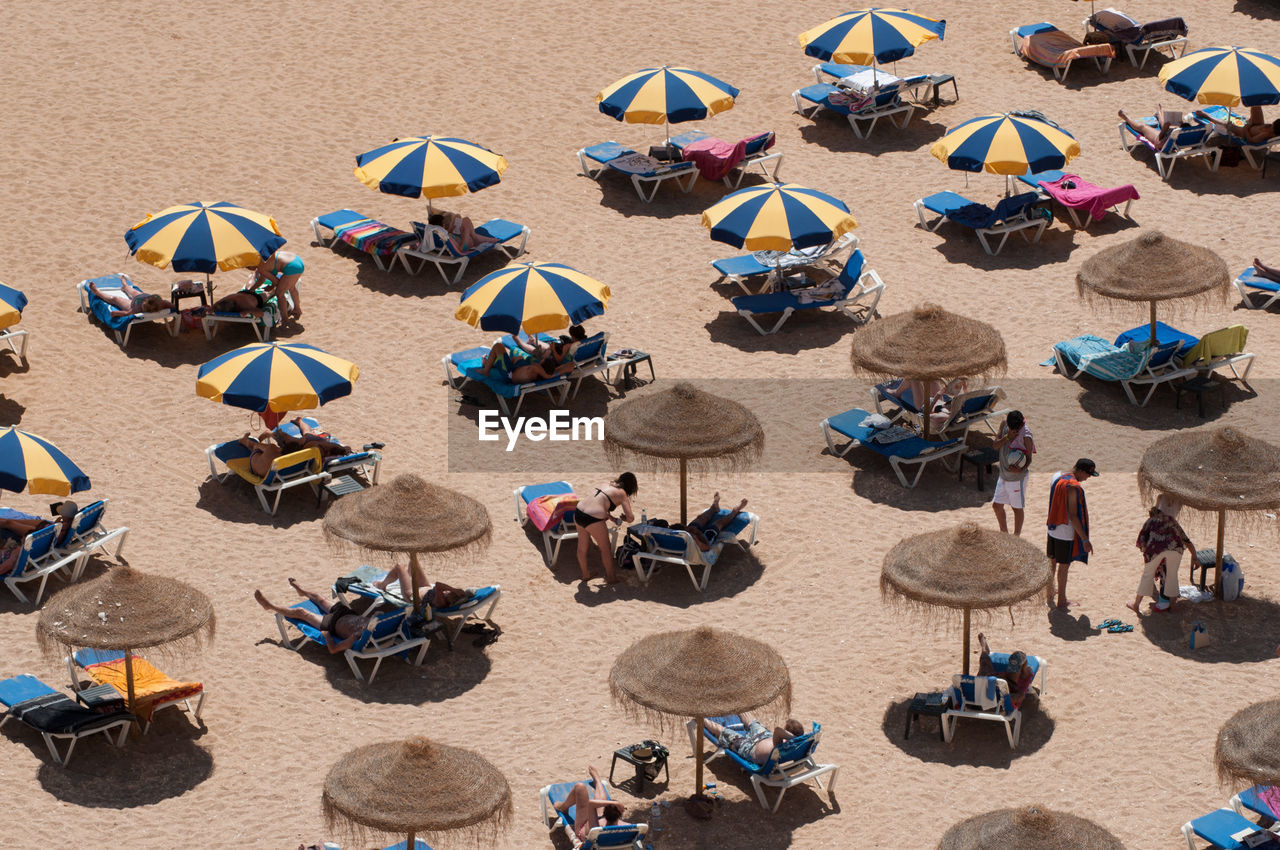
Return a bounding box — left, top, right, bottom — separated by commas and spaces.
1220, 146, 1243, 168
615, 529, 646, 571
1221, 555, 1244, 601
1189, 620, 1212, 650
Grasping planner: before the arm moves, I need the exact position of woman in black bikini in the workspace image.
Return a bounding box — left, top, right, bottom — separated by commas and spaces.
573, 473, 637, 584
212, 289, 268, 316
254, 578, 371, 653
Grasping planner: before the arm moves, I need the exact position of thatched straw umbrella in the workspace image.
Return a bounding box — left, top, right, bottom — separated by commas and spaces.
1138, 427, 1280, 597
610, 626, 790, 800
37, 566, 214, 712
1215, 699, 1280, 790
882, 523, 1051, 674
323, 736, 512, 850
938, 805, 1125, 849
849, 304, 1006, 439
324, 473, 492, 607
1077, 230, 1229, 346
603, 382, 763, 524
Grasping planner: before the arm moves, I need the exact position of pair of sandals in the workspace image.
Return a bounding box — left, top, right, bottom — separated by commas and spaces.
1098, 618, 1134, 633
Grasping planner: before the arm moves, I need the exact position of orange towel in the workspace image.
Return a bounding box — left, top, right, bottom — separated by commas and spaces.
85, 657, 203, 721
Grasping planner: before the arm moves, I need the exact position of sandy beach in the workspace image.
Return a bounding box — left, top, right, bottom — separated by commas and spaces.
2, 1, 1279, 847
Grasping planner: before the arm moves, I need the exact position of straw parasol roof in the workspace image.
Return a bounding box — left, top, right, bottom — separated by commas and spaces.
1215, 699, 1280, 790
937, 805, 1125, 850
37, 566, 214, 654
323, 736, 512, 849
882, 523, 1050, 673
1138, 427, 1280, 515
849, 303, 1007, 382
1076, 230, 1229, 308
602, 382, 763, 473
323, 473, 492, 557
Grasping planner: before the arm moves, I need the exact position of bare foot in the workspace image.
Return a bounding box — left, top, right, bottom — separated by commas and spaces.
734, 499, 748, 512
1056, 599, 1078, 610
1255, 258, 1265, 270
253, 589, 271, 611
287, 577, 304, 596
1117, 108, 1128, 122
1125, 601, 1142, 616
710, 492, 721, 510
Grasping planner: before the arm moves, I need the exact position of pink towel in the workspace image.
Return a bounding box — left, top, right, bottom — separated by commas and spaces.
1040, 174, 1139, 221
682, 136, 747, 181
527, 493, 578, 531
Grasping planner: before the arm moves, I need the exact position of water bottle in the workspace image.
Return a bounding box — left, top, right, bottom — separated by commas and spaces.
641, 507, 648, 524
650, 800, 662, 840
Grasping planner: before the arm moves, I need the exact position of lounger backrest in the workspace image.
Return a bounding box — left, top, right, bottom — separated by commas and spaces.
1167, 124, 1209, 151
774, 723, 821, 766
1179, 325, 1248, 367
876, 381, 923, 415
264, 447, 322, 486
1089, 9, 1139, 39
1146, 339, 1184, 369
950, 674, 1013, 713
836, 250, 868, 294
993, 192, 1040, 223
411, 221, 469, 258
742, 131, 774, 156
71, 500, 107, 538
360, 609, 407, 647
587, 824, 647, 848
17, 524, 58, 574
573, 332, 608, 364
213, 440, 253, 464
647, 528, 694, 555
1140, 17, 1187, 42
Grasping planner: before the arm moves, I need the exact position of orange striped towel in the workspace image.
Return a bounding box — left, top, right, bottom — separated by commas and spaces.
84, 657, 203, 721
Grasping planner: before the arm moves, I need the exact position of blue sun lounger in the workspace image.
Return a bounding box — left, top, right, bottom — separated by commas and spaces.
1051, 334, 1190, 405
1118, 114, 1219, 180
792, 82, 915, 139
686, 715, 838, 812
442, 332, 610, 415
1, 519, 87, 606
332, 563, 501, 648
77, 274, 178, 346
730, 249, 884, 335
539, 778, 648, 849
513, 481, 582, 564
576, 141, 698, 202
1235, 267, 1280, 311
1231, 786, 1280, 824
914, 191, 1049, 255
0, 674, 133, 766
1181, 807, 1279, 849
629, 510, 759, 591
820, 407, 964, 488
396, 218, 530, 284
273, 599, 430, 684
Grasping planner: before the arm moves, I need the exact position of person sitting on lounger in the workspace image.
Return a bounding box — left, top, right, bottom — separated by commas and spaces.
673, 493, 748, 552
429, 210, 499, 252
1195, 106, 1280, 145
237, 432, 283, 478
476, 339, 576, 383
1118, 106, 1197, 147
0, 510, 66, 575
211, 289, 268, 316
703, 713, 804, 766
88, 275, 172, 317
254, 578, 372, 653
272, 417, 353, 462
370, 559, 472, 610
975, 632, 1035, 709
553, 765, 630, 842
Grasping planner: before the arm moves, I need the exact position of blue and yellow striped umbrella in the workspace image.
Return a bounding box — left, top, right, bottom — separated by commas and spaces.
799, 8, 946, 65
196, 342, 359, 414
597, 66, 739, 125
0, 282, 27, 332
456, 262, 610, 335
354, 136, 509, 199
701, 183, 858, 252
929, 112, 1081, 175
1160, 46, 1280, 107
0, 427, 90, 496
125, 202, 286, 274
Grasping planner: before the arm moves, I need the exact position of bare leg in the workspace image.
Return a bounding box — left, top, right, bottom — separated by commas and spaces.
286, 578, 332, 611
1011, 508, 1024, 536
276, 273, 302, 319
575, 526, 594, 581
454, 217, 498, 250
992, 503, 1009, 533
587, 765, 607, 804
711, 499, 748, 531
554, 782, 594, 840
690, 493, 721, 529
0, 517, 51, 537
1126, 595, 1143, 615
254, 589, 326, 628
588, 522, 621, 583
1253, 258, 1280, 284
373, 563, 413, 593
1118, 109, 1169, 146
478, 342, 509, 376
702, 717, 726, 738
1056, 563, 1074, 609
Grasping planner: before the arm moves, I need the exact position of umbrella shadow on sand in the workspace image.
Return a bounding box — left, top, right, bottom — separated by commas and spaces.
1137, 595, 1280, 663
566, 548, 766, 608
36, 722, 213, 807
317, 642, 494, 704
796, 115, 948, 156
847, 465, 991, 511
1075, 380, 1256, 428
1235, 0, 1280, 18
881, 695, 1055, 766
194, 477, 323, 528
0, 394, 24, 426
705, 308, 864, 354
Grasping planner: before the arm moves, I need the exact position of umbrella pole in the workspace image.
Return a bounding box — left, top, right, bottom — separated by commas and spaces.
407, 831, 415, 849
694, 715, 705, 795
922, 387, 933, 441
1214, 509, 1226, 598
962, 608, 971, 675
409, 550, 422, 608
1149, 302, 1158, 346
124, 648, 136, 713
680, 458, 688, 526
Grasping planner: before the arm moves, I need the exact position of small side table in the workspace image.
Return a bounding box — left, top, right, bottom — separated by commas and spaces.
170, 281, 209, 313
321, 474, 365, 505
76, 683, 125, 713
606, 351, 655, 389
925, 73, 958, 105
958, 447, 1000, 491
610, 743, 669, 794
904, 692, 949, 741
1174, 375, 1225, 418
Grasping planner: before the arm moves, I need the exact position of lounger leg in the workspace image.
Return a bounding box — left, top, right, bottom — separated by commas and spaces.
188, 690, 206, 720
449, 258, 471, 286
44, 733, 71, 767
633, 176, 659, 204
4, 577, 29, 603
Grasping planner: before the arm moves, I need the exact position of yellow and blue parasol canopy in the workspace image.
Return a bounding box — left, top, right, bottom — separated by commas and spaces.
597, 66, 739, 125
701, 183, 858, 251
456, 262, 610, 335
354, 136, 509, 199
0, 282, 27, 332
799, 8, 946, 65
1159, 46, 1280, 107
0, 427, 90, 496
196, 342, 359, 414
929, 112, 1081, 175
125, 202, 286, 274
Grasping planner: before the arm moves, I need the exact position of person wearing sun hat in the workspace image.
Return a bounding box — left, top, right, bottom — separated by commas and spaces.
1045, 458, 1098, 609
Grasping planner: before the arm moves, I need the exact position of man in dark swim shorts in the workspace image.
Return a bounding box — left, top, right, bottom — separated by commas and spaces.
254, 578, 371, 653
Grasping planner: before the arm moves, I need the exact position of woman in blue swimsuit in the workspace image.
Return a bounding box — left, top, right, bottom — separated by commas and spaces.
574, 473, 637, 584
249, 250, 305, 320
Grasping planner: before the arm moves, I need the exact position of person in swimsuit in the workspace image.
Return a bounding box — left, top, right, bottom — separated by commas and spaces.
1195, 106, 1280, 145
272, 417, 353, 463
211, 289, 268, 316
237, 432, 284, 478
0, 509, 69, 575
88, 275, 172, 317
249, 250, 305, 320
371, 560, 472, 610
552, 765, 629, 843
574, 472, 637, 583
673, 492, 748, 552
254, 578, 371, 654
476, 338, 575, 383
702, 714, 804, 765
1250, 258, 1280, 284
428, 211, 499, 252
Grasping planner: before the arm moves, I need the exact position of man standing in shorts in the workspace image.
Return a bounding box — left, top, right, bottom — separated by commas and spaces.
992, 410, 1035, 535
1045, 459, 1099, 609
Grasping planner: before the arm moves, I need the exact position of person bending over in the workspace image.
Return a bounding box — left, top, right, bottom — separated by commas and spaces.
553, 766, 629, 843
703, 713, 804, 766
674, 492, 748, 552
254, 578, 371, 653
975, 632, 1035, 709
88, 275, 172, 317
248, 250, 304, 320
371, 560, 472, 610
574, 472, 637, 583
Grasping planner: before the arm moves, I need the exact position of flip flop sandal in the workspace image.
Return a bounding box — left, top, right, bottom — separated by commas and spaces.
1108, 624, 1134, 633
1097, 619, 1121, 630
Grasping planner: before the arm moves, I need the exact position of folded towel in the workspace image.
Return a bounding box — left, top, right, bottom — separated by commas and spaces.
681, 136, 748, 181
527, 493, 578, 531
869, 425, 916, 445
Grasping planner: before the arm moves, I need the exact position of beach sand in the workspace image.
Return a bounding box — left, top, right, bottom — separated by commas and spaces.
1, 1, 1278, 847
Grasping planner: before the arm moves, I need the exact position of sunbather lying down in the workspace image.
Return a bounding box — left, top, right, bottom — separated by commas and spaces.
703, 713, 804, 765
476, 338, 575, 383
273, 417, 352, 461
671, 492, 748, 551
370, 559, 472, 609
89, 274, 172, 316
1253, 258, 1280, 284
254, 578, 371, 654
554, 765, 630, 843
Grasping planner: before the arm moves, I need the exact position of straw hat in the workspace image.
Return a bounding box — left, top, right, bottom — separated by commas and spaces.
1215, 699, 1280, 789
937, 805, 1125, 849
602, 382, 763, 474
1137, 427, 1280, 514
323, 473, 492, 556
1076, 230, 1229, 307
36, 566, 214, 654
609, 625, 790, 727
849, 303, 1006, 382
881, 523, 1051, 612
323, 737, 512, 847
